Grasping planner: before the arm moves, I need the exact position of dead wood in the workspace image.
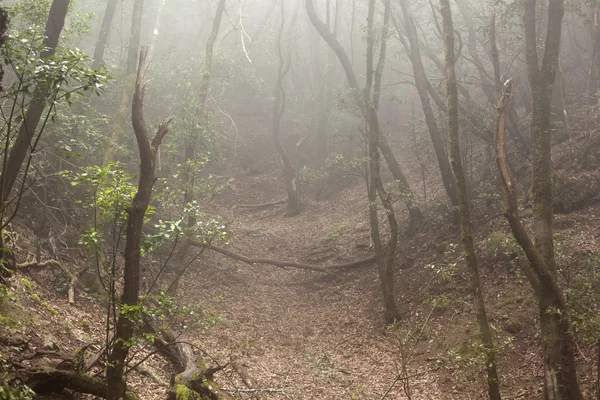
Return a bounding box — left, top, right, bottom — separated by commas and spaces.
142, 315, 232, 400
189, 240, 375, 273
25, 367, 137, 400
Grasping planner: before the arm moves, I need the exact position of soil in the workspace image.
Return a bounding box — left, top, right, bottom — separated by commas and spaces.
2, 158, 600, 400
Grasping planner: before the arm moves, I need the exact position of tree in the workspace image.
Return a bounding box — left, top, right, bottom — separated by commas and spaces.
398, 0, 458, 210
103, 0, 146, 164
168, 0, 226, 295
365, 0, 400, 323
272, 0, 300, 216
0, 0, 70, 214
439, 1, 501, 398
305, 0, 423, 233
521, 1, 584, 398
106, 47, 171, 400
91, 0, 118, 70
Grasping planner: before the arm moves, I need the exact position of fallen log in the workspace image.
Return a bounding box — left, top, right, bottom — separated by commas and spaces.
189, 241, 376, 273
26, 367, 137, 400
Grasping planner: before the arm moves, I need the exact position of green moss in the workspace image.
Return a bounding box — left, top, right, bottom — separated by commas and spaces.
175, 384, 199, 400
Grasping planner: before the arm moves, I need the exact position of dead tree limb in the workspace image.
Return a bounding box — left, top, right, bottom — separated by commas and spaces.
142, 320, 232, 400
189, 240, 375, 273
26, 367, 137, 400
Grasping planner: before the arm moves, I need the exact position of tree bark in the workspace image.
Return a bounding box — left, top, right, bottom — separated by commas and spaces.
272, 0, 300, 217
92, 0, 118, 69
398, 0, 458, 209
588, 7, 600, 105
365, 0, 400, 323
439, 1, 501, 398
106, 48, 171, 400
126, 0, 144, 75
306, 0, 423, 232
523, 2, 583, 398
495, 79, 582, 400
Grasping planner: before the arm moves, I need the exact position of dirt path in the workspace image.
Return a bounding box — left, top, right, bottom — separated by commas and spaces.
181, 179, 447, 399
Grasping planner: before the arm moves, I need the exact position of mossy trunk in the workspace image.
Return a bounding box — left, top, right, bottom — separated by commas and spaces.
518, 2, 583, 397
365, 0, 400, 323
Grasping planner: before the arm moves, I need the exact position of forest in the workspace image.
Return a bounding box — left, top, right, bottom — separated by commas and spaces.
0, 0, 600, 398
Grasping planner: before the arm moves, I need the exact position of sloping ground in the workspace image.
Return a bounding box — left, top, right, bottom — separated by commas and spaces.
178, 167, 600, 399
2, 163, 600, 399
182, 178, 445, 399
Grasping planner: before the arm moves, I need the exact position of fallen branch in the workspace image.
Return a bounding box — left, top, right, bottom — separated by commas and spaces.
223, 387, 286, 394
190, 241, 376, 273
26, 367, 136, 400
231, 197, 287, 211
230, 197, 288, 219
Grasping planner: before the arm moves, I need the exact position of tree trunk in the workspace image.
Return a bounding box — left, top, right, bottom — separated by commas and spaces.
495, 79, 583, 400
306, 0, 423, 232
398, 0, 458, 209
439, 1, 501, 398
365, 0, 400, 323
103, 0, 146, 164
126, 0, 144, 75
272, 1, 300, 216
0, 0, 69, 214
523, 2, 583, 397
588, 7, 600, 105
106, 48, 171, 400
167, 0, 226, 296
92, 0, 118, 69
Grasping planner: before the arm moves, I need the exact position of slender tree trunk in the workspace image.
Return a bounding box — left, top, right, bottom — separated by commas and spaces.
272, 0, 300, 216
306, 0, 423, 232
92, 0, 118, 69
126, 0, 144, 75
455, 0, 529, 153
398, 0, 458, 209
167, 0, 226, 295
439, 1, 501, 398
588, 7, 600, 105
365, 0, 399, 323
106, 48, 171, 400
103, 0, 146, 164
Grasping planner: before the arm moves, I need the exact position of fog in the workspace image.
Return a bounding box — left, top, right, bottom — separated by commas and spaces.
1, 0, 599, 398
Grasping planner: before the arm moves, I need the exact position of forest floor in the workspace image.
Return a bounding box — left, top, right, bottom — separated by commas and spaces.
2, 158, 600, 399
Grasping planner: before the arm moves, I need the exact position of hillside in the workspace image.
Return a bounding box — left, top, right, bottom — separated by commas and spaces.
2, 155, 600, 399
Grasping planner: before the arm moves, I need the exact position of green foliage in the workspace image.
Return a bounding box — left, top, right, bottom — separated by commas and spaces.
64, 163, 140, 223
324, 221, 349, 243
565, 251, 600, 342
485, 231, 520, 260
